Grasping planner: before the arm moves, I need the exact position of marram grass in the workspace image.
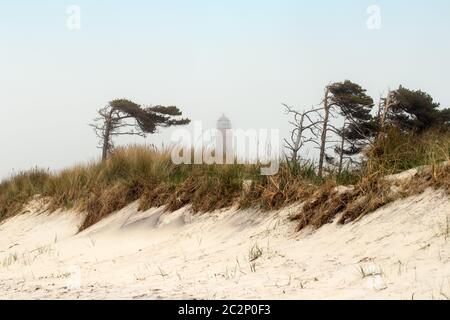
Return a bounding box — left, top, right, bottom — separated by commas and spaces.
1, 129, 450, 231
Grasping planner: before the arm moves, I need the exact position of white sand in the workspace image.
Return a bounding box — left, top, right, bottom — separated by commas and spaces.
1, 188, 450, 300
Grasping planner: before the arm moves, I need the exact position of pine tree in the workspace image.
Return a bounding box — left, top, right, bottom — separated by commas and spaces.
327, 81, 377, 174
91, 99, 191, 160
385, 86, 450, 133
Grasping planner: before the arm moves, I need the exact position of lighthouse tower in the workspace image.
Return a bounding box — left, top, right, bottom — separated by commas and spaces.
216, 114, 233, 163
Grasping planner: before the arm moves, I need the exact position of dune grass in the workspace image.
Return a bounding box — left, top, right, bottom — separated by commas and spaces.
2, 129, 450, 231
365, 128, 450, 176
0, 146, 318, 230
291, 128, 450, 230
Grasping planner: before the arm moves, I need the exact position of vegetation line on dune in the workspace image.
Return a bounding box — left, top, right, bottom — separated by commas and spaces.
2, 82, 450, 231
2, 129, 450, 232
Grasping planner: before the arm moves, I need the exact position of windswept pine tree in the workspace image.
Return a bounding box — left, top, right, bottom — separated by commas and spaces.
327, 80, 377, 174
316, 80, 377, 176
384, 86, 450, 133
91, 99, 191, 160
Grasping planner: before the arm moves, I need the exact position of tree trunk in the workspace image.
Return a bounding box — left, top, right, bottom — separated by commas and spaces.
102, 118, 113, 161
380, 90, 392, 131
291, 113, 305, 165
318, 88, 330, 178
338, 123, 346, 176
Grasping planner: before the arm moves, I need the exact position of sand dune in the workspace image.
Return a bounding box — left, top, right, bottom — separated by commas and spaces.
1, 188, 450, 300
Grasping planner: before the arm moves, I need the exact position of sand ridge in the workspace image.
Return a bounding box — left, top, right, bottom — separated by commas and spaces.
1, 189, 449, 300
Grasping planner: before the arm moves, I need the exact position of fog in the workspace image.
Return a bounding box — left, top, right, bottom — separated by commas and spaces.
1, 1, 449, 179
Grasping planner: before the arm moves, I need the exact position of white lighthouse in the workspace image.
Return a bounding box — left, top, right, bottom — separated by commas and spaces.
216, 114, 233, 163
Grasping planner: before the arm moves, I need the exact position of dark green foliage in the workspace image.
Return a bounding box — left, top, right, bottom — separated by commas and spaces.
108, 100, 191, 134
326, 81, 377, 174
328, 80, 374, 121
92, 99, 191, 160
385, 86, 450, 133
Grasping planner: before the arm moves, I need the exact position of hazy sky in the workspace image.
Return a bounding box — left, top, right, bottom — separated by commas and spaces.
1, 0, 450, 179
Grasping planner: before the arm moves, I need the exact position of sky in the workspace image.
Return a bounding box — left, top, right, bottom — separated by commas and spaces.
1, 0, 450, 179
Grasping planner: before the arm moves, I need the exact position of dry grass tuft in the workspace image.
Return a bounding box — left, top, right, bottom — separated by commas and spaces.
337, 177, 394, 225
293, 157, 450, 231
290, 129, 450, 230
239, 164, 315, 211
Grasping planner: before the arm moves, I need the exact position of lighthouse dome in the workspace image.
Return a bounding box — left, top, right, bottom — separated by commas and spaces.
217, 114, 232, 130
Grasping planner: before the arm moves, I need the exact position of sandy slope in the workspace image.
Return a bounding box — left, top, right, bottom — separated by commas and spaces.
1, 188, 450, 300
